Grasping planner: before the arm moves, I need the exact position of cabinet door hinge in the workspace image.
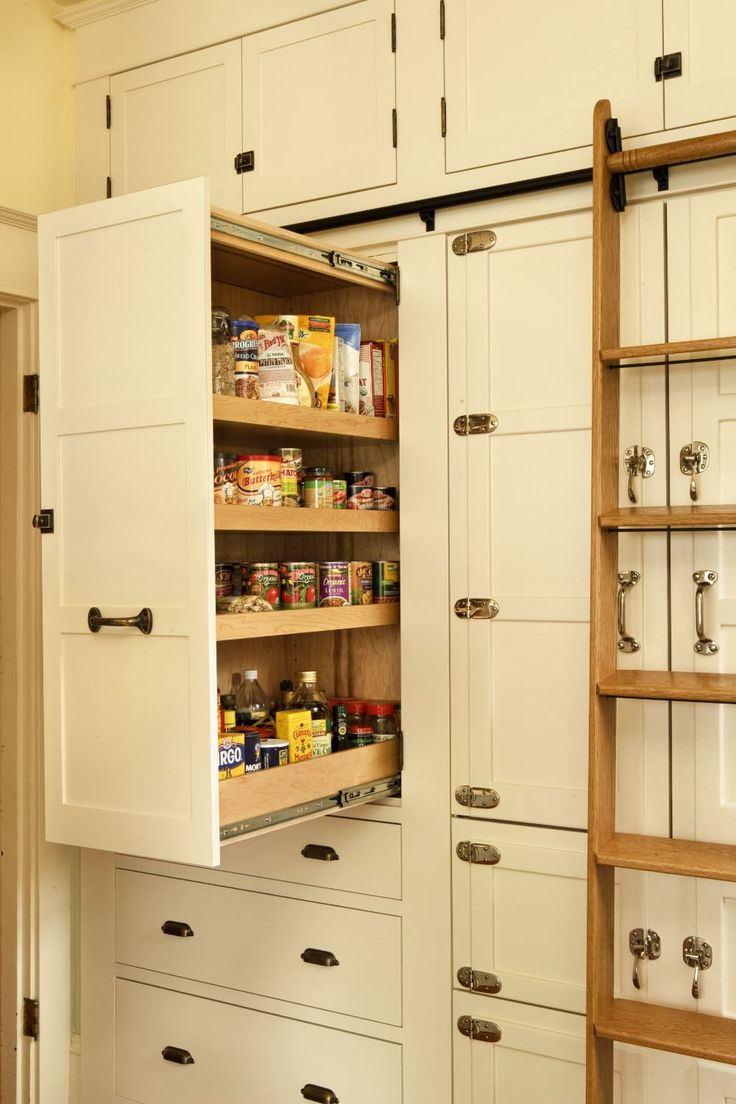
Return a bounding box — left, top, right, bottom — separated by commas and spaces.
235, 151, 255, 174
23, 374, 39, 414
106, 176, 112, 199
22, 998, 39, 1040
440, 0, 445, 39
654, 51, 682, 81
392, 108, 397, 148
441, 96, 447, 138
391, 11, 396, 52
106, 94, 111, 129
32, 509, 54, 534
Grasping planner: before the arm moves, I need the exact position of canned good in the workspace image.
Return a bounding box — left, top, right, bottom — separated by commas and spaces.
235, 726, 262, 772
231, 319, 260, 399
319, 562, 350, 607
237, 454, 282, 506
346, 485, 375, 510
243, 562, 281, 609
373, 561, 400, 603
373, 486, 397, 510
304, 467, 333, 509
343, 471, 374, 487
349, 561, 373, 605
332, 478, 347, 509
347, 724, 373, 748
213, 452, 240, 505
217, 731, 245, 779
215, 563, 236, 598
260, 739, 289, 769
280, 561, 317, 609
280, 447, 303, 507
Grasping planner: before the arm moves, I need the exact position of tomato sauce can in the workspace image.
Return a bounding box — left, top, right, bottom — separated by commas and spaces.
280, 561, 317, 609
349, 561, 373, 605
319, 561, 350, 607
213, 452, 240, 505
243, 562, 281, 609
373, 561, 400, 603
280, 447, 302, 507
237, 454, 282, 506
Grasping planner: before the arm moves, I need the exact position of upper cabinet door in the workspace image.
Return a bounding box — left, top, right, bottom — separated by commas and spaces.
110, 42, 243, 212
38, 179, 219, 867
443, 0, 663, 173
664, 0, 736, 129
241, 0, 396, 212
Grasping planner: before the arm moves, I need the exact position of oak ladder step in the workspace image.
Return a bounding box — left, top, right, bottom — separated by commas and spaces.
595, 833, 736, 881
595, 1000, 736, 1065
599, 504, 736, 530
600, 335, 736, 365
597, 670, 736, 704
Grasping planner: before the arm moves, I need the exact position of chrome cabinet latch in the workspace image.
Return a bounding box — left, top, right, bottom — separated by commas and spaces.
456, 841, 501, 865
457, 967, 502, 995
454, 598, 499, 620
623, 445, 655, 504
455, 786, 500, 810
683, 936, 712, 999
452, 230, 497, 256
680, 441, 709, 501
453, 413, 499, 436
617, 570, 641, 653
457, 1016, 502, 1043
628, 927, 661, 989
693, 570, 719, 656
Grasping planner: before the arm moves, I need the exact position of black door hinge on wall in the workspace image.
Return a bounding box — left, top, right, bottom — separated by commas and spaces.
106, 176, 112, 199
106, 94, 111, 129
655, 52, 682, 81
23, 374, 39, 414
235, 151, 255, 174
391, 12, 396, 51
392, 109, 398, 148
441, 97, 447, 138
440, 0, 445, 39
22, 998, 39, 1041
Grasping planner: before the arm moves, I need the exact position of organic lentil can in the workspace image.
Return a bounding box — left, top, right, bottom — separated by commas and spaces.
280, 447, 302, 507
303, 467, 333, 509
243, 562, 281, 609
260, 739, 289, 769
231, 319, 260, 399
215, 563, 236, 598
332, 478, 347, 509
236, 454, 282, 506
372, 561, 400, 603
347, 724, 373, 748
372, 486, 397, 510
349, 561, 373, 605
213, 452, 239, 505
318, 561, 350, 607
280, 561, 317, 609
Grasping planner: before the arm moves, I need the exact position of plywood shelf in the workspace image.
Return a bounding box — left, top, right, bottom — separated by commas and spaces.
600, 335, 736, 366
214, 504, 398, 533
600, 504, 736, 530
216, 602, 398, 641
595, 1000, 736, 1064
218, 740, 401, 832
597, 669, 736, 704
595, 833, 736, 881
212, 394, 398, 443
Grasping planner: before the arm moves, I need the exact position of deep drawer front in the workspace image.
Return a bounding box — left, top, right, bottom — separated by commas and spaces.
116, 870, 402, 1025
115, 979, 403, 1104
218, 816, 402, 899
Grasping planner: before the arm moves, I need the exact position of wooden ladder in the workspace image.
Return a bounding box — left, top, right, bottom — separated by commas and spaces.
588, 99, 736, 1101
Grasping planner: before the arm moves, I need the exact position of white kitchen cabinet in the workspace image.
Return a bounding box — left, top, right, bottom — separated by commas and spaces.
663, 0, 736, 130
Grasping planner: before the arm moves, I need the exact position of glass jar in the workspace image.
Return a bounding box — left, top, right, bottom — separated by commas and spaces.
365, 702, 397, 742
211, 306, 235, 395
303, 467, 333, 509
293, 670, 331, 756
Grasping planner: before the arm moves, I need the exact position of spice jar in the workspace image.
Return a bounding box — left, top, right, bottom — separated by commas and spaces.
211, 307, 235, 395
365, 702, 397, 742
347, 724, 373, 748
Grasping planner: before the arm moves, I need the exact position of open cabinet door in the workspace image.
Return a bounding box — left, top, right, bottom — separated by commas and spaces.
38, 177, 219, 866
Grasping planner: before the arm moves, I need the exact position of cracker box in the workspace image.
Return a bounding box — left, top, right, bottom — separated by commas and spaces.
361, 341, 385, 417
276, 708, 313, 763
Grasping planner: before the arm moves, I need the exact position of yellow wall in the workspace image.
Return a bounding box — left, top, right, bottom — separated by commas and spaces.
0, 0, 74, 215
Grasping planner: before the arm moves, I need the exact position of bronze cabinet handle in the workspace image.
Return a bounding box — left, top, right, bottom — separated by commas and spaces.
301, 947, 340, 967
162, 1046, 194, 1065
161, 920, 194, 938
300, 844, 339, 862
301, 1086, 339, 1104
87, 607, 153, 634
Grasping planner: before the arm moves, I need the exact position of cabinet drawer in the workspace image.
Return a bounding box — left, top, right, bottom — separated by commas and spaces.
218, 816, 402, 899
116, 870, 402, 1025
115, 978, 402, 1104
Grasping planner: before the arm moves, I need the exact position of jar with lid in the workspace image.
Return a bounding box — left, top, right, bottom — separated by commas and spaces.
211, 306, 235, 395
235, 670, 275, 740
292, 670, 331, 756
365, 702, 397, 742
303, 467, 333, 509
345, 700, 366, 728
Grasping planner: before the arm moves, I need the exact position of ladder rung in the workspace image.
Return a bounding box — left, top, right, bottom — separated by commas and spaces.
595, 833, 736, 881
597, 670, 736, 704
600, 336, 736, 364
595, 999, 736, 1065
599, 504, 736, 530
606, 130, 736, 176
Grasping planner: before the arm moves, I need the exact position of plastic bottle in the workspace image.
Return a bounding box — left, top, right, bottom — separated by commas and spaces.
293, 671, 331, 756
235, 670, 275, 740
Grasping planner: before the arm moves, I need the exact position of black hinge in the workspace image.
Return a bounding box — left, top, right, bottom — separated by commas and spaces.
106, 94, 111, 129
391, 11, 396, 51
22, 998, 39, 1040
106, 176, 112, 199
235, 151, 255, 174
441, 97, 447, 138
440, 0, 445, 39
32, 510, 54, 534
23, 374, 39, 414
392, 109, 397, 148
654, 51, 682, 81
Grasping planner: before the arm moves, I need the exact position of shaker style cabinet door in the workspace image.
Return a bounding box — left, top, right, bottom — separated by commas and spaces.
664, 0, 736, 130
38, 178, 219, 866
109, 42, 243, 212
241, 0, 396, 211
442, 0, 662, 173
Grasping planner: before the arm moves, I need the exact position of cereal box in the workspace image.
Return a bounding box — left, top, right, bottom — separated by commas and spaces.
276, 708, 313, 763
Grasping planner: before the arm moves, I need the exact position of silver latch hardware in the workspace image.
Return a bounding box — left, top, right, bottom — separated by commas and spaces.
680, 441, 709, 501
457, 967, 502, 995
457, 1016, 502, 1043
617, 570, 641, 653
456, 841, 501, 865
454, 598, 499, 620
455, 786, 500, 810
683, 936, 712, 999
693, 570, 719, 656
452, 230, 497, 256
628, 927, 661, 989
453, 413, 498, 436
623, 445, 655, 504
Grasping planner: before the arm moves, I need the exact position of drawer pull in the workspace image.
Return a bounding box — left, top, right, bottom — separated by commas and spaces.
301, 1085, 339, 1104
301, 947, 340, 968
301, 844, 340, 862
162, 1046, 195, 1065
161, 920, 194, 938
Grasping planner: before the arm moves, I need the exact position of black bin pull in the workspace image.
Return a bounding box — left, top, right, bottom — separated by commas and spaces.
161, 920, 195, 938
162, 1046, 195, 1065
301, 1085, 339, 1104
301, 947, 340, 968
301, 844, 340, 862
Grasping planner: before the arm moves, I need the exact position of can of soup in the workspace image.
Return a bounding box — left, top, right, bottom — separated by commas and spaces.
280, 561, 317, 608
373, 561, 400, 603
346, 484, 375, 510
349, 561, 373, 605
372, 486, 397, 510
280, 447, 302, 507
237, 454, 282, 506
243, 562, 281, 609
319, 562, 350, 607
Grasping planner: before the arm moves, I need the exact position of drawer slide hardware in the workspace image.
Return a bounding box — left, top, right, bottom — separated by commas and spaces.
302, 1086, 339, 1104
456, 841, 501, 865
453, 412, 498, 436
457, 1016, 502, 1043
452, 230, 496, 255
301, 843, 339, 862
88, 606, 153, 635
162, 1046, 194, 1065
161, 920, 194, 938
455, 785, 500, 809
454, 598, 499, 620
32, 509, 54, 534
301, 947, 340, 968
457, 967, 502, 995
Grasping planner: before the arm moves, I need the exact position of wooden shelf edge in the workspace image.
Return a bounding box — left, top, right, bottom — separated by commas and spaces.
595, 999, 736, 1065
218, 740, 401, 831
600, 504, 736, 530
212, 395, 399, 441
600, 335, 736, 363
216, 603, 399, 641
595, 833, 736, 881
597, 669, 736, 704
214, 504, 398, 533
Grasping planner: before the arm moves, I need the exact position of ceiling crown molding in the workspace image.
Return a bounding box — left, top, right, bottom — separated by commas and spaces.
54, 0, 156, 29
0, 208, 37, 233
